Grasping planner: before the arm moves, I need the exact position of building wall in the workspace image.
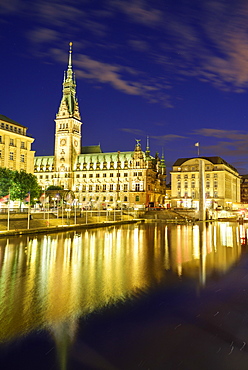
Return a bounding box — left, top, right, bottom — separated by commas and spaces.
33, 44, 167, 207
34, 147, 166, 209
0, 116, 35, 173
170, 157, 240, 209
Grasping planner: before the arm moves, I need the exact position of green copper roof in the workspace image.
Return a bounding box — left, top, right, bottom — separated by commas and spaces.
81, 145, 103, 154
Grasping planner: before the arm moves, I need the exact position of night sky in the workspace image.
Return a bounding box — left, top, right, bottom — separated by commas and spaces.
2, 0, 248, 180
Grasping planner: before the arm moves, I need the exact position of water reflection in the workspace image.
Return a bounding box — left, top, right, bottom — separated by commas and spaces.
0, 222, 245, 367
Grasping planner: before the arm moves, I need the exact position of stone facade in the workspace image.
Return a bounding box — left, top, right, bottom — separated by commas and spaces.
34, 43, 166, 209
240, 175, 248, 204
170, 157, 241, 210
0, 114, 35, 173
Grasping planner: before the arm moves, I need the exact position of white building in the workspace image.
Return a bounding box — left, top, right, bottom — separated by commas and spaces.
171, 157, 241, 210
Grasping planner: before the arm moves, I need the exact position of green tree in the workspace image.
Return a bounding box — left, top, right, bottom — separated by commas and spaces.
46, 185, 64, 191
0, 168, 14, 197
0, 168, 41, 203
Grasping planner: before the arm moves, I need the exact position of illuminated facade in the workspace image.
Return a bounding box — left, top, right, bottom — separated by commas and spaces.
34, 44, 166, 208
241, 174, 248, 204
171, 157, 241, 210
0, 114, 35, 173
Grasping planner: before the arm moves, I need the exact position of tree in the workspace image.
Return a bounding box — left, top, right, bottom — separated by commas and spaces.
0, 168, 41, 203
46, 185, 64, 191
0, 168, 14, 196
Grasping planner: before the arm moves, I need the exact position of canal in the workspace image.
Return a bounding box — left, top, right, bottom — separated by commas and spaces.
1, 221, 248, 369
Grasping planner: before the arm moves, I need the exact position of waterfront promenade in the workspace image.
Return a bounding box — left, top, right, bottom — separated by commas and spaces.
0, 211, 138, 237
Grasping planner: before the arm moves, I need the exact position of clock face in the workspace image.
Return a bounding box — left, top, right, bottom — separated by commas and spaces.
60, 139, 66, 146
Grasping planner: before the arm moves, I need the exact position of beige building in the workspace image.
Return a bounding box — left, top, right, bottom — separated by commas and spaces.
34, 43, 166, 209
171, 157, 241, 210
0, 114, 35, 173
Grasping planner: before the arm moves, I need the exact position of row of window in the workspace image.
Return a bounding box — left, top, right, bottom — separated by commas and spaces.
177, 181, 218, 188
177, 166, 218, 171
0, 122, 25, 135
76, 171, 143, 178
0, 136, 26, 148
77, 161, 143, 170
177, 173, 218, 179
0, 151, 25, 162
39, 171, 144, 180
177, 191, 218, 198
80, 195, 137, 202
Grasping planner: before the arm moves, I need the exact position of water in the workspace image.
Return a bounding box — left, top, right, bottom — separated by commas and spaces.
0, 222, 248, 369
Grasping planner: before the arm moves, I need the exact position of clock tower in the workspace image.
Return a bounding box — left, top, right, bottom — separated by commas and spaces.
54, 42, 82, 189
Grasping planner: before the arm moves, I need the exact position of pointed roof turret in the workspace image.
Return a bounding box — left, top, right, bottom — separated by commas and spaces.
56, 42, 81, 120
145, 136, 151, 158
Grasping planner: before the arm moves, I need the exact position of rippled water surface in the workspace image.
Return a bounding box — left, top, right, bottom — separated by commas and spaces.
1, 222, 248, 369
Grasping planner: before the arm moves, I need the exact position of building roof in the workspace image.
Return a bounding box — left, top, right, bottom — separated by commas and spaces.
0, 114, 27, 128
81, 145, 103, 154
172, 156, 238, 173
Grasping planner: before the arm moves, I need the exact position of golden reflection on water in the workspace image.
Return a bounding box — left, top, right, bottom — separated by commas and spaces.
0, 222, 243, 345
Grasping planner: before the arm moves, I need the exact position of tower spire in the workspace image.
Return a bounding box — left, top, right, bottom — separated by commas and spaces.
68, 41, 73, 69
145, 135, 150, 158
56, 42, 81, 120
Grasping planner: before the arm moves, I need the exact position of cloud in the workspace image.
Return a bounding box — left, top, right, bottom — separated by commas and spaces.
191, 128, 248, 157
193, 128, 248, 141
49, 46, 173, 105
27, 27, 59, 44
7, 0, 248, 102
128, 39, 150, 52
121, 128, 146, 137
112, 0, 163, 25
150, 134, 187, 142
121, 129, 187, 146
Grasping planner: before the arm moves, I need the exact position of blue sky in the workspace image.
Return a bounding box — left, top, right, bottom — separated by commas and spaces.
2, 0, 248, 179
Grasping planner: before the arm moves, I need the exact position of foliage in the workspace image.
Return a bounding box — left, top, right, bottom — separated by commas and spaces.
46, 185, 64, 191
0, 168, 41, 203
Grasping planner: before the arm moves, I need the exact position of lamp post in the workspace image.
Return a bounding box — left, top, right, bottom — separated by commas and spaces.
74, 198, 78, 224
